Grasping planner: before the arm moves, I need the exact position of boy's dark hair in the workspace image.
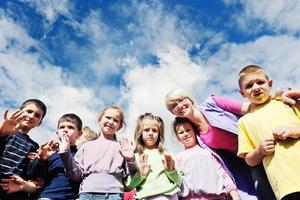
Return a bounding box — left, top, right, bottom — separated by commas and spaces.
58, 113, 83, 130
172, 117, 198, 135
20, 99, 47, 120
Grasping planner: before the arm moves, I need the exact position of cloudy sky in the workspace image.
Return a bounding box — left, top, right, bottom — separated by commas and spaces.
1, 0, 300, 152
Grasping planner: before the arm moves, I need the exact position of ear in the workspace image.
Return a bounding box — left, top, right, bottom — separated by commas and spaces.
77, 130, 82, 138
268, 79, 273, 88
239, 89, 245, 97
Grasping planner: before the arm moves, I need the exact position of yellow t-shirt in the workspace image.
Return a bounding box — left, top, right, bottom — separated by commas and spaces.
238, 100, 300, 200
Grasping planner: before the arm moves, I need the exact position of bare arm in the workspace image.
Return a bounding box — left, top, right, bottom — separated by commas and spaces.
273, 126, 300, 141
245, 138, 275, 166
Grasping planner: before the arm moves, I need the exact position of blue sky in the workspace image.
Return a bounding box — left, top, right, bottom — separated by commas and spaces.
1, 0, 300, 152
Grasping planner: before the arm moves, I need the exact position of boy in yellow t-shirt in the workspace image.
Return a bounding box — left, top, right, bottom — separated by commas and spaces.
237, 65, 300, 200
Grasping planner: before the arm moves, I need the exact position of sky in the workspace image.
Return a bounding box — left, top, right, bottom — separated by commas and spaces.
1, 0, 300, 153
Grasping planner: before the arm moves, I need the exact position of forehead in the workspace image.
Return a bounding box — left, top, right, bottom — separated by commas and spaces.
103, 109, 121, 118
21, 104, 44, 115
241, 72, 268, 84
142, 118, 159, 127
58, 120, 78, 127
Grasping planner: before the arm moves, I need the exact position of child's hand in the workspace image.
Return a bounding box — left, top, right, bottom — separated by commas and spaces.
139, 154, 151, 177
0, 175, 26, 194
119, 138, 135, 162
162, 153, 175, 172
58, 133, 70, 153
27, 152, 39, 160
273, 126, 300, 140
258, 139, 275, 156
38, 140, 59, 161
0, 109, 25, 136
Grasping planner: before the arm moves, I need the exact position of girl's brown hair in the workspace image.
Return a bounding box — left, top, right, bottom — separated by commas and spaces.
97, 105, 125, 134
134, 113, 165, 154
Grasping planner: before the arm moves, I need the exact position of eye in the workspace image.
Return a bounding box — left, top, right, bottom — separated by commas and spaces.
245, 83, 253, 89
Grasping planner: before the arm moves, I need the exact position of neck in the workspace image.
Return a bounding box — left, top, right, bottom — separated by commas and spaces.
249, 96, 272, 111
99, 133, 115, 140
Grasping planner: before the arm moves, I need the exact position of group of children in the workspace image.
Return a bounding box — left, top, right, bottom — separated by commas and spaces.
0, 65, 299, 200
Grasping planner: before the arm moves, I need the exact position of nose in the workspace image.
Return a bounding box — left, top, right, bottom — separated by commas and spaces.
252, 83, 260, 90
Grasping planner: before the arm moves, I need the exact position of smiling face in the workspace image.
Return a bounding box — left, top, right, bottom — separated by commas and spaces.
175, 122, 197, 149
239, 71, 272, 106
141, 118, 160, 149
19, 104, 44, 133
99, 108, 122, 139
167, 97, 194, 118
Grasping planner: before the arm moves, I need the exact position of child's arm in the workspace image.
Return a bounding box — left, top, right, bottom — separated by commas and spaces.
273, 126, 300, 141
0, 175, 43, 194
212, 155, 240, 200
59, 133, 83, 182
245, 138, 275, 166
0, 110, 24, 136
124, 154, 150, 191
162, 154, 182, 186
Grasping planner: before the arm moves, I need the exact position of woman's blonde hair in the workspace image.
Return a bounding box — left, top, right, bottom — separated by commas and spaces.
165, 89, 194, 112
134, 113, 165, 154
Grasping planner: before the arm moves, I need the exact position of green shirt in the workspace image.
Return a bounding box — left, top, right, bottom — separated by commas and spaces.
125, 149, 182, 199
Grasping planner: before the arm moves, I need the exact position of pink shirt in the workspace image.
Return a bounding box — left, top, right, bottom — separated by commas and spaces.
199, 96, 242, 153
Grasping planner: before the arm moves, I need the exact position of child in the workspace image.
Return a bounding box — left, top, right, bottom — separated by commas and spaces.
237, 65, 300, 200
75, 125, 97, 149
0, 99, 47, 200
59, 106, 137, 200
125, 113, 182, 200
173, 117, 240, 200
36, 113, 83, 200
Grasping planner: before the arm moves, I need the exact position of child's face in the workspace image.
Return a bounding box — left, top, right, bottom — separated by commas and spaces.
99, 108, 122, 139
57, 121, 81, 146
142, 119, 160, 149
168, 97, 193, 118
19, 104, 44, 132
175, 122, 197, 149
239, 72, 272, 105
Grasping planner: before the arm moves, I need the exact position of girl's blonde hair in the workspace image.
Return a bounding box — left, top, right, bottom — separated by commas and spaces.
134, 113, 165, 154
97, 105, 125, 132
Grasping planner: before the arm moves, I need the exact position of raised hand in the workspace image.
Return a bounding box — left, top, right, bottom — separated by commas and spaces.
58, 133, 70, 153
119, 138, 135, 162
162, 153, 175, 172
139, 154, 151, 177
0, 109, 25, 136
38, 140, 59, 160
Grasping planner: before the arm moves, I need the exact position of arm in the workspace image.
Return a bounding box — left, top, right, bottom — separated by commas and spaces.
163, 154, 182, 186
59, 133, 83, 182
273, 126, 300, 141
212, 155, 239, 199
0, 175, 42, 194
245, 139, 275, 166
212, 95, 246, 115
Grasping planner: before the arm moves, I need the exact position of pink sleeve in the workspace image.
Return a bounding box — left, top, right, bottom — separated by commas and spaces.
212, 95, 242, 115
211, 154, 237, 192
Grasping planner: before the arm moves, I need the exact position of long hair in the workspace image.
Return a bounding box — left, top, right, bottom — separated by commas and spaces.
134, 113, 165, 154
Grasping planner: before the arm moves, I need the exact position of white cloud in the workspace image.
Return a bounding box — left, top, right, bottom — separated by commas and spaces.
24, 0, 71, 24
230, 0, 300, 33
120, 45, 210, 153
0, 12, 101, 144
205, 34, 300, 100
